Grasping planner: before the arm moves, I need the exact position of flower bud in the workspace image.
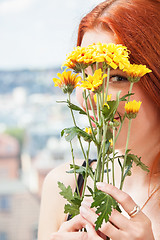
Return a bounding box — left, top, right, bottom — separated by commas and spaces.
124, 100, 142, 119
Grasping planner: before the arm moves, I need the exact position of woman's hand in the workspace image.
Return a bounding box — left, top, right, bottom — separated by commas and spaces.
80, 183, 155, 240
49, 214, 102, 240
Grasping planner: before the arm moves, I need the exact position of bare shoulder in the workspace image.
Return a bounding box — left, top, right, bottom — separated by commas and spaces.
45, 159, 82, 190
38, 159, 83, 240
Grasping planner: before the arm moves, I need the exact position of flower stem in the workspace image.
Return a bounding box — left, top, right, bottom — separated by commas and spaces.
91, 64, 94, 74
104, 67, 110, 103
115, 114, 126, 142
96, 62, 99, 70
119, 82, 134, 189
68, 93, 86, 160
95, 144, 103, 182
106, 154, 110, 184
95, 92, 103, 183
128, 82, 134, 102
68, 93, 77, 126
120, 119, 132, 190
82, 142, 91, 199
82, 69, 98, 144
87, 90, 97, 126
115, 81, 134, 142
101, 120, 107, 182
70, 141, 80, 197
112, 127, 116, 186
102, 65, 106, 106
84, 90, 98, 144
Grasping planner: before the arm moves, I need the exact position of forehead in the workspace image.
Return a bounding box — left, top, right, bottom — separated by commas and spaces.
81, 29, 115, 47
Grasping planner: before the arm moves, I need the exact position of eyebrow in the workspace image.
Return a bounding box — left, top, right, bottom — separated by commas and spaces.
109, 69, 128, 77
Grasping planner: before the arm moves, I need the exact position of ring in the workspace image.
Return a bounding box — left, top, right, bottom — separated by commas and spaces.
129, 205, 140, 217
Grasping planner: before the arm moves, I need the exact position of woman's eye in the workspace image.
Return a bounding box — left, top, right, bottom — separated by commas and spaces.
110, 75, 128, 82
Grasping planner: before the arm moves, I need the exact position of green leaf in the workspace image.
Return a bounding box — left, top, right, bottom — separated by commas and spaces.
58, 182, 74, 204
127, 154, 149, 172
118, 158, 123, 170
91, 190, 119, 231
61, 127, 78, 141
117, 112, 122, 123
66, 164, 94, 180
56, 100, 68, 104
104, 140, 111, 154
125, 149, 131, 155
123, 161, 133, 179
58, 182, 82, 218
102, 91, 121, 121
61, 127, 92, 142
87, 185, 94, 196
105, 127, 113, 141
64, 204, 80, 217
72, 195, 82, 205
67, 101, 87, 115
119, 93, 134, 102
102, 101, 117, 121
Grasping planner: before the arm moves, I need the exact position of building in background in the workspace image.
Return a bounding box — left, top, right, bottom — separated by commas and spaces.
0, 134, 40, 240
0, 1, 102, 238
0, 180, 39, 240
0, 134, 19, 180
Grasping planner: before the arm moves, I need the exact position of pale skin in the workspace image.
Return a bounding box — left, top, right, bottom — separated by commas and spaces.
38, 28, 160, 240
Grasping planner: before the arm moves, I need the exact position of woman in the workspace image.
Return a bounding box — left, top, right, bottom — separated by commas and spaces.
38, 0, 160, 239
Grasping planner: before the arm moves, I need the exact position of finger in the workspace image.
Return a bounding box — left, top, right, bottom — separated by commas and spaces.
109, 209, 130, 230
100, 221, 121, 239
80, 202, 121, 239
96, 183, 143, 219
80, 202, 97, 225
59, 214, 87, 232
50, 232, 86, 240
85, 223, 102, 239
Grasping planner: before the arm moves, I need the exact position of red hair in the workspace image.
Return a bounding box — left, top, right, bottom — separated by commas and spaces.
77, 0, 160, 108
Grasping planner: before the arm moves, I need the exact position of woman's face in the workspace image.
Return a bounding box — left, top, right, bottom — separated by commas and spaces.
76, 29, 159, 151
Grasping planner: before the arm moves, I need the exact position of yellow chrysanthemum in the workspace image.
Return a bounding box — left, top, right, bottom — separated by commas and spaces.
78, 69, 107, 92
63, 46, 96, 72
85, 127, 92, 134
62, 59, 76, 70
62, 43, 130, 72
53, 70, 81, 94
125, 100, 142, 119
123, 63, 152, 82
105, 43, 130, 70
90, 42, 130, 70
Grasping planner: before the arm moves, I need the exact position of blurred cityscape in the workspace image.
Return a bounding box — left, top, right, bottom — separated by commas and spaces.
0, 68, 97, 240
0, 0, 103, 238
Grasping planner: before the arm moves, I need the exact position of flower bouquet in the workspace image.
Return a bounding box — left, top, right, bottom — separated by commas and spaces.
53, 43, 151, 231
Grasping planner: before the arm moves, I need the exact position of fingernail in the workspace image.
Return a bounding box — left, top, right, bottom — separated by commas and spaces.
96, 182, 105, 189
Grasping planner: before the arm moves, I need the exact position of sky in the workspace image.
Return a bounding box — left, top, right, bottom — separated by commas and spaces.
0, 0, 103, 70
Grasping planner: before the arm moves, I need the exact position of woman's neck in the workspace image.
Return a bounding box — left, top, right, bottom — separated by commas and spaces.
120, 125, 160, 190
